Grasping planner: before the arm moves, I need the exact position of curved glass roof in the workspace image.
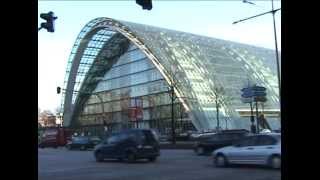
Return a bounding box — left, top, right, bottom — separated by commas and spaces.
62, 18, 116, 107
62, 17, 280, 129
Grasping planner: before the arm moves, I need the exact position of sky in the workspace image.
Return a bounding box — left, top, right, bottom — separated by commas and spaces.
38, 0, 281, 112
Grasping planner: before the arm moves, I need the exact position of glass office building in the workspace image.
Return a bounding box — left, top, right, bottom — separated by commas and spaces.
61, 17, 280, 133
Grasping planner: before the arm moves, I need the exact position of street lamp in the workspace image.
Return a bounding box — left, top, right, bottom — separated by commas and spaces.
233, 0, 281, 118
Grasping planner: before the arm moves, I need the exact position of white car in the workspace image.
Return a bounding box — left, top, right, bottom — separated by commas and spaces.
212, 133, 281, 169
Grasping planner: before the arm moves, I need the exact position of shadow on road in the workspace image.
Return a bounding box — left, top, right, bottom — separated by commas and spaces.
203, 163, 280, 171
100, 159, 151, 164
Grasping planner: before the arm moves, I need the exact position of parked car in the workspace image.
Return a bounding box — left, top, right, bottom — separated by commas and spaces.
273, 129, 281, 133
38, 127, 72, 148
190, 131, 217, 140
94, 129, 160, 163
212, 133, 281, 169
66, 136, 101, 150
167, 132, 192, 141
194, 129, 249, 155
260, 129, 272, 133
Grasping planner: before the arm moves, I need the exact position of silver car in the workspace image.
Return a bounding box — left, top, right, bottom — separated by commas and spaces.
212, 133, 281, 169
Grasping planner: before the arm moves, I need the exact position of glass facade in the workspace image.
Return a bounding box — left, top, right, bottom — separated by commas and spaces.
78, 43, 191, 133
61, 17, 280, 133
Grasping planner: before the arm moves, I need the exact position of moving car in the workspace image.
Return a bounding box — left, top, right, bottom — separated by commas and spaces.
66, 136, 101, 150
194, 129, 249, 155
212, 133, 281, 169
94, 129, 160, 163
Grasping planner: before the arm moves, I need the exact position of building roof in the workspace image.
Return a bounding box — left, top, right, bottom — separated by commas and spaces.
62, 17, 280, 130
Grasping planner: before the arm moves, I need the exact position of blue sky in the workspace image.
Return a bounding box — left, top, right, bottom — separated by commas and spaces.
38, 0, 281, 112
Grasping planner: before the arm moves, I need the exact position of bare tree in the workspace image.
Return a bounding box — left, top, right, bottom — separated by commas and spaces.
39, 110, 56, 127
211, 86, 234, 131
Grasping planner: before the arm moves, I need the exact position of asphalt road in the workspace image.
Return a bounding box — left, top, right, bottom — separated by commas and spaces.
38, 148, 281, 180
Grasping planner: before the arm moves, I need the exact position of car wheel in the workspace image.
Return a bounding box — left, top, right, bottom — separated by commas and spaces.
148, 157, 157, 162
196, 146, 205, 155
214, 154, 227, 167
95, 152, 104, 162
126, 152, 136, 163
269, 155, 281, 169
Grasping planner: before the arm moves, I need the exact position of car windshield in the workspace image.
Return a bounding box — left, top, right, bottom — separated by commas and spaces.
142, 130, 157, 142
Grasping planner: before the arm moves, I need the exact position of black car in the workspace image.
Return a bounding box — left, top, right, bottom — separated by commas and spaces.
66, 136, 101, 150
194, 129, 249, 155
94, 129, 160, 163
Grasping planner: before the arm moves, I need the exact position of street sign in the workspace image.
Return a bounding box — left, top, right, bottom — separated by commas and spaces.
241, 87, 252, 92
242, 91, 266, 98
241, 85, 267, 103
254, 91, 267, 97
241, 92, 253, 98
251, 86, 266, 91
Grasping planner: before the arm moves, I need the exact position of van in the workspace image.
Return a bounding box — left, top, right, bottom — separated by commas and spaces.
38, 127, 72, 148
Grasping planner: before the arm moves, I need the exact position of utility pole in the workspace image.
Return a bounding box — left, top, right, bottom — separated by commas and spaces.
250, 101, 256, 133
233, 1, 281, 109
271, 0, 281, 92
215, 95, 220, 131
255, 100, 259, 133
170, 85, 176, 145
180, 103, 183, 132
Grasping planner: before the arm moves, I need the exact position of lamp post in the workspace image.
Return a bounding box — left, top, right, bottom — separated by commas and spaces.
167, 85, 177, 145
233, 0, 281, 119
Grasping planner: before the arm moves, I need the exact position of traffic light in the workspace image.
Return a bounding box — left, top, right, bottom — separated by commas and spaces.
57, 87, 61, 94
136, 0, 152, 10
39, 11, 57, 32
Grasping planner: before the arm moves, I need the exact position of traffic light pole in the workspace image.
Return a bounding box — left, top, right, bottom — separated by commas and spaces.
171, 85, 176, 145
233, 1, 281, 112
255, 100, 259, 133
215, 96, 220, 131
250, 101, 256, 133
271, 0, 281, 102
